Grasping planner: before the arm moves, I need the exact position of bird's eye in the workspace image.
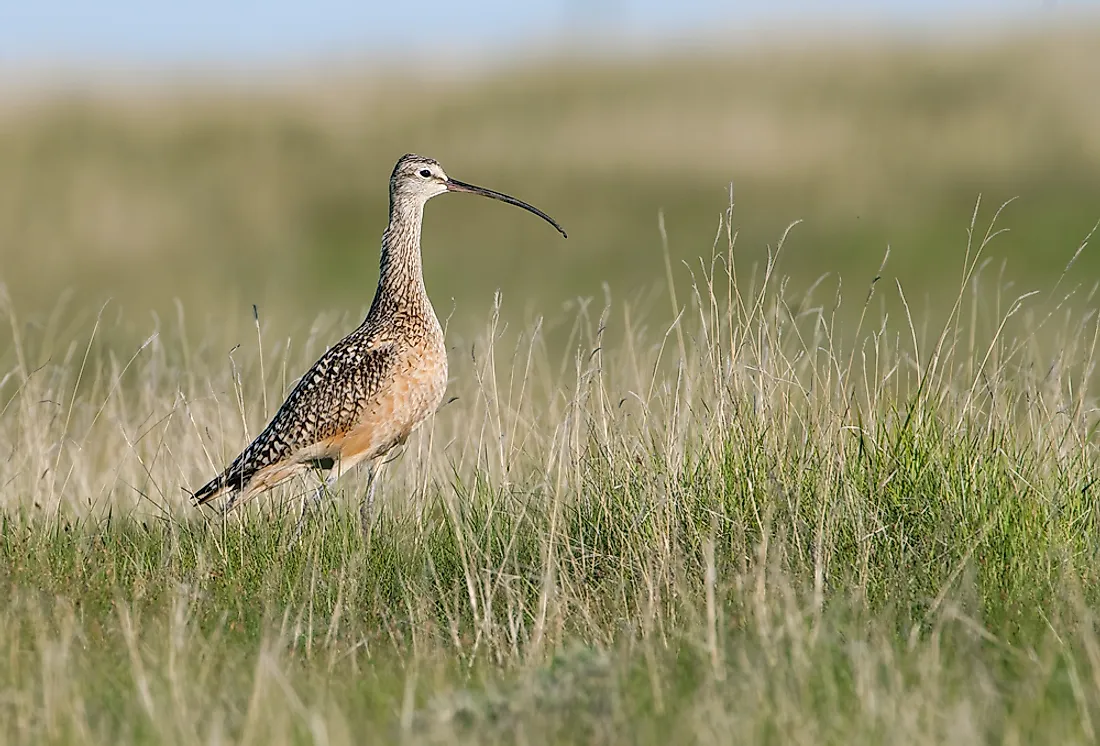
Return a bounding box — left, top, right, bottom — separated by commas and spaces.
418, 169, 432, 178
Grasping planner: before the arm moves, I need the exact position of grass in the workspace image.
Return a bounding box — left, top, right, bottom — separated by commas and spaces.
2, 198, 1100, 743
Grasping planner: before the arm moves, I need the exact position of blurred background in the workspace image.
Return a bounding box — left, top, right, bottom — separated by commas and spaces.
2, 1, 1100, 348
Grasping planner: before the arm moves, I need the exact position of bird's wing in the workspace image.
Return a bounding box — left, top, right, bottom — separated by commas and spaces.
192, 337, 397, 505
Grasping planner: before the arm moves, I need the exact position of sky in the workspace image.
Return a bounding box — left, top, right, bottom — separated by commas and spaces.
1, 0, 1096, 68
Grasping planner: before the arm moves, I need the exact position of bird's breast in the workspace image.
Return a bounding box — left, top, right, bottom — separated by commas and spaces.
388, 329, 448, 438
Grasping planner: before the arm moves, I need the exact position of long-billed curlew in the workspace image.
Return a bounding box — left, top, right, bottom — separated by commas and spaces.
191, 153, 566, 513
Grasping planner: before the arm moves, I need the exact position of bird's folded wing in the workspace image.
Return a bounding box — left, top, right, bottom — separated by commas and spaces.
193, 337, 398, 503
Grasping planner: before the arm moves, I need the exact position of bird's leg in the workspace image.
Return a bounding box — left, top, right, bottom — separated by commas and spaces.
221, 493, 238, 517
298, 480, 324, 522
360, 462, 383, 540
292, 471, 335, 543
360, 443, 408, 539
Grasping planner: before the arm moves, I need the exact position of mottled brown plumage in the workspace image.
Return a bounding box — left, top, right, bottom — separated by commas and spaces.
192, 154, 566, 510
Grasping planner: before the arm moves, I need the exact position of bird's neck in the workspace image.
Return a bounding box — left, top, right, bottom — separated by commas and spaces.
368, 197, 431, 320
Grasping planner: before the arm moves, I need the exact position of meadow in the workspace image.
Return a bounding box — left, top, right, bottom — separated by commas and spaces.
2, 24, 1100, 745
3, 198, 1100, 742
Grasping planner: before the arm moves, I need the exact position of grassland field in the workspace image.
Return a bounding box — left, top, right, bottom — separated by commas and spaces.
2, 23, 1100, 745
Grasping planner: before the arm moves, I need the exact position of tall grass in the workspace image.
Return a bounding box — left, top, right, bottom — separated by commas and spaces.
2, 201, 1100, 743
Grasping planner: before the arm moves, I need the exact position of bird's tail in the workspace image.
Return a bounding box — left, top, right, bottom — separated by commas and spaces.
191, 455, 252, 507
191, 472, 232, 506
190, 443, 281, 508
190, 426, 296, 509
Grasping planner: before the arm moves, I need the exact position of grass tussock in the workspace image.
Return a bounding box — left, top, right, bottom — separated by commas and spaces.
2, 200, 1100, 743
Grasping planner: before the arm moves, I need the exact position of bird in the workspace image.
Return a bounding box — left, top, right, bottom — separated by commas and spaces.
191, 153, 566, 514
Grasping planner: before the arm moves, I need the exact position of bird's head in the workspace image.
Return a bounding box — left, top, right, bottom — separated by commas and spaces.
390, 154, 450, 202
389, 153, 567, 238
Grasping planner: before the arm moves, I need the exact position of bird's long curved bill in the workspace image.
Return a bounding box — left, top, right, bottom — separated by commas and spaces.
446, 178, 567, 238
